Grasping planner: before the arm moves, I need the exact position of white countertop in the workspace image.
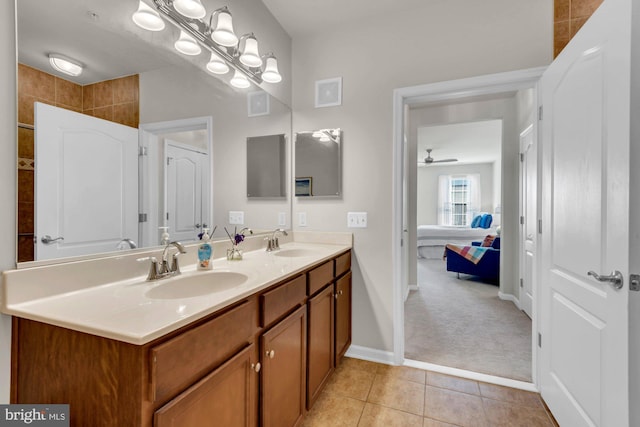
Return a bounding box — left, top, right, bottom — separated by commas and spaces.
1, 237, 351, 345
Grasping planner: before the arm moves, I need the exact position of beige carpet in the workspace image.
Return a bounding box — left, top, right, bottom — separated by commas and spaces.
404, 258, 532, 382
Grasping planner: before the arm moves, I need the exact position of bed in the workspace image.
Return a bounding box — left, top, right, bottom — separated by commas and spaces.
417, 224, 497, 259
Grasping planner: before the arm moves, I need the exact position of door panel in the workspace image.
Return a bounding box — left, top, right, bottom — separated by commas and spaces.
539, 0, 630, 425
35, 103, 138, 260
520, 125, 535, 318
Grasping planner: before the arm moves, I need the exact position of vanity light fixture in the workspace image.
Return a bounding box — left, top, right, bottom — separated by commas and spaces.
133, 1, 282, 88
48, 53, 83, 77
174, 30, 201, 55
132, 0, 165, 31
173, 0, 206, 19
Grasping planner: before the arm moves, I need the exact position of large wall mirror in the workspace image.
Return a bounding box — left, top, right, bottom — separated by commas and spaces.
16, 0, 292, 264
295, 129, 342, 197
247, 134, 287, 198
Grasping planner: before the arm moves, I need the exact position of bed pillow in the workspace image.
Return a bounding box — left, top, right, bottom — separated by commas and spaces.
480, 214, 493, 229
470, 215, 482, 228
481, 235, 496, 247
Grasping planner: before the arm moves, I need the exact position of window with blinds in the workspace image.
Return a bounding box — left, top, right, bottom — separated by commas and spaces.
449, 178, 470, 226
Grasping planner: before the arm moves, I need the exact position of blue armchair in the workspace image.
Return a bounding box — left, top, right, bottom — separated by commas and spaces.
445, 237, 500, 283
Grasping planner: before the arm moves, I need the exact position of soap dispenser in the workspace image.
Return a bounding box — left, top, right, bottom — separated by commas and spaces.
198, 228, 213, 270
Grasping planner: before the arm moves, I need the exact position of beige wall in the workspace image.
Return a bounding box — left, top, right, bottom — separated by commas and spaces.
291, 0, 553, 352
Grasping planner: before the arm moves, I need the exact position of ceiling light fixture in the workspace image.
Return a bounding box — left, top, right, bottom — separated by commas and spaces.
48, 53, 83, 77
132, 0, 165, 31
134, 1, 282, 87
173, 0, 206, 19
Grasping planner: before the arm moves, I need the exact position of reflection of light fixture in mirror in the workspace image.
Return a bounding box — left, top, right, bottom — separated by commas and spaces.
312, 129, 338, 143
174, 30, 201, 55
173, 0, 206, 19
48, 54, 83, 77
261, 53, 282, 83
230, 70, 250, 88
211, 7, 239, 47
206, 52, 229, 74
239, 34, 262, 68
132, 0, 165, 31
134, 1, 282, 87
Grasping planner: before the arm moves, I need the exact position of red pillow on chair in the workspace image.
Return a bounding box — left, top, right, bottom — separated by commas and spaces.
481, 235, 496, 247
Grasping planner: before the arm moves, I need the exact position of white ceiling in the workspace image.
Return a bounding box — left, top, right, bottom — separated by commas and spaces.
417, 120, 502, 167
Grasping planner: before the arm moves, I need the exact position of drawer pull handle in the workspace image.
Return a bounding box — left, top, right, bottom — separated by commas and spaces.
266, 350, 275, 359
251, 362, 261, 373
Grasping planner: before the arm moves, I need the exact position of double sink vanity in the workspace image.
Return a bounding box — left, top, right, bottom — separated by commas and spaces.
1, 232, 352, 427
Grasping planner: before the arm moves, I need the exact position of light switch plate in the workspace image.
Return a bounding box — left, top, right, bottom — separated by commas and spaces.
347, 212, 367, 228
298, 212, 307, 227
278, 212, 286, 226
229, 211, 244, 225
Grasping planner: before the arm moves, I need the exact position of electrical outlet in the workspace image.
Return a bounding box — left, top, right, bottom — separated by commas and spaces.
347, 212, 367, 228
228, 211, 244, 225
298, 212, 307, 227
278, 212, 286, 226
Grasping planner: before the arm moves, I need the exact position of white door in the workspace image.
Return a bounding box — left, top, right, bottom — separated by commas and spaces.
35, 103, 138, 260
519, 125, 535, 319
539, 0, 630, 425
165, 141, 207, 243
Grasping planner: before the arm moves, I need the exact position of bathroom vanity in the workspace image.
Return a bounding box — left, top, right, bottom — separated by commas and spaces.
3, 237, 351, 427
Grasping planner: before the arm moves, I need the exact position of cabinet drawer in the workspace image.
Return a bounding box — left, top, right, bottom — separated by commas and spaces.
150, 298, 258, 404
261, 275, 306, 328
308, 260, 334, 296
335, 251, 351, 278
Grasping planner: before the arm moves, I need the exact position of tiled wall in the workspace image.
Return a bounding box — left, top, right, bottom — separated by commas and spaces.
554, 0, 603, 57
17, 64, 139, 262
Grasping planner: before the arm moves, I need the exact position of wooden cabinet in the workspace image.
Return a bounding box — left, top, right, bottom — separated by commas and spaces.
335, 271, 352, 365
307, 284, 335, 408
154, 343, 259, 427
261, 305, 307, 427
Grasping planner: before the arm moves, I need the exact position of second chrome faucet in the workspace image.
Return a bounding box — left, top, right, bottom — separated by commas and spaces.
265, 228, 288, 252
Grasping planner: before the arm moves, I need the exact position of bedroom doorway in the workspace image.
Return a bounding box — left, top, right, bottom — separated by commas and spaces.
392, 68, 544, 388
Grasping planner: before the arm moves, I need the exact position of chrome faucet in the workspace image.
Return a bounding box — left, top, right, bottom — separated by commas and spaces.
161, 241, 187, 275
265, 228, 288, 252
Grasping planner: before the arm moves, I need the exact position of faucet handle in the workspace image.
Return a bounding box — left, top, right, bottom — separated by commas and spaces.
264, 236, 274, 252
137, 256, 160, 281
170, 253, 182, 275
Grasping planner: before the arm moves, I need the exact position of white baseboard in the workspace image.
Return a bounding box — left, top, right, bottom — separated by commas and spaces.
498, 291, 521, 310
408, 284, 419, 291
344, 345, 396, 365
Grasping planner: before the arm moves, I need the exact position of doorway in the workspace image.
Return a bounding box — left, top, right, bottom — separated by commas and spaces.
392, 68, 545, 388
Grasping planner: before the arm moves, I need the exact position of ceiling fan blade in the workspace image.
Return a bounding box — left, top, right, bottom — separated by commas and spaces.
431, 158, 458, 163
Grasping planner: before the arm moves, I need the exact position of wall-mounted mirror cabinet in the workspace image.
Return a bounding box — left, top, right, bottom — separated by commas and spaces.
247, 134, 287, 198
295, 129, 342, 197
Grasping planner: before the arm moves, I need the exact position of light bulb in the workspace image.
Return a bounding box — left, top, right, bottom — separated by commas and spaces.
211, 8, 238, 47
261, 55, 282, 83
132, 0, 165, 31
206, 52, 229, 74
239, 34, 262, 68
174, 30, 201, 56
173, 0, 206, 19
230, 70, 250, 89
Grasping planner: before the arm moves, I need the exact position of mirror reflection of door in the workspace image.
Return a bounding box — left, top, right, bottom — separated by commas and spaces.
165, 140, 208, 243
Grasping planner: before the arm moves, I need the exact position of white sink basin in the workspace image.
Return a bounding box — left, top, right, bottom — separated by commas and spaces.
273, 249, 318, 258
145, 271, 249, 299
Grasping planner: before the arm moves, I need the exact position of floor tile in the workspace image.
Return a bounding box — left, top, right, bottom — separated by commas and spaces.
482, 398, 555, 427
338, 357, 380, 374
368, 376, 425, 416
478, 382, 543, 409
302, 392, 365, 427
376, 364, 426, 384
423, 418, 459, 427
323, 364, 376, 401
424, 385, 487, 427
357, 403, 423, 427
426, 371, 480, 395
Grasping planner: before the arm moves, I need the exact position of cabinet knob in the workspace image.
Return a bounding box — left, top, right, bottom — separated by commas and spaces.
251, 362, 261, 373
334, 290, 343, 299
266, 350, 275, 359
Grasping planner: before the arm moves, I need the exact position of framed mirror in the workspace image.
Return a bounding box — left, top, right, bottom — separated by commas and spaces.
247, 134, 287, 198
294, 129, 342, 197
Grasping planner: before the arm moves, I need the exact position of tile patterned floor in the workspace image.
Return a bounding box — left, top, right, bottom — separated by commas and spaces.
302, 358, 559, 427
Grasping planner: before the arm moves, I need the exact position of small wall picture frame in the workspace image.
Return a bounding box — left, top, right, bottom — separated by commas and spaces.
247, 90, 270, 117
295, 177, 313, 196
315, 77, 342, 108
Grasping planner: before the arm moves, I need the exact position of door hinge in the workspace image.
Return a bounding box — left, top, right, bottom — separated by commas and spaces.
139, 213, 148, 223
538, 105, 543, 121
520, 216, 525, 225
400, 238, 404, 247
166, 212, 169, 220
630, 274, 640, 291
167, 157, 172, 166
138, 146, 147, 156
538, 219, 542, 234
520, 153, 524, 162
538, 333, 542, 348
520, 278, 524, 288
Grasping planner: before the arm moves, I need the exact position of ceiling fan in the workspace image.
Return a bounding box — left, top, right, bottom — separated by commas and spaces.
419, 148, 458, 165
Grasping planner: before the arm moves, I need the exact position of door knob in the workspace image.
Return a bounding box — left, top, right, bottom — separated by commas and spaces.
587, 270, 624, 290
41, 235, 64, 244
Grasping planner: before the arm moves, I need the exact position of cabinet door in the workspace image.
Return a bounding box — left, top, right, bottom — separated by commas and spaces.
335, 272, 352, 366
307, 284, 335, 409
261, 305, 307, 427
154, 344, 258, 427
